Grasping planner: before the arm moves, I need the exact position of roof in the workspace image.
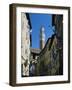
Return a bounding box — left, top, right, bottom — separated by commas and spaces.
30, 48, 40, 54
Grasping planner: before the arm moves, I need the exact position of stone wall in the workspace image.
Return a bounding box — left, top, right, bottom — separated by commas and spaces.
21, 13, 31, 76
36, 35, 60, 76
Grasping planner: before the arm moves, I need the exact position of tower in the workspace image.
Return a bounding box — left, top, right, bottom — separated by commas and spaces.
40, 26, 45, 50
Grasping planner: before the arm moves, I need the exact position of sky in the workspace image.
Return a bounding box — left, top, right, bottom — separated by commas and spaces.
29, 13, 54, 49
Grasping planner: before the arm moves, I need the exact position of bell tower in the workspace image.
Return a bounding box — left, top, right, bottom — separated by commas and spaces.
40, 26, 45, 50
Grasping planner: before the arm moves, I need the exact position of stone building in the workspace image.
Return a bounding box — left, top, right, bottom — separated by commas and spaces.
21, 13, 32, 76
36, 34, 60, 76
52, 15, 63, 75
